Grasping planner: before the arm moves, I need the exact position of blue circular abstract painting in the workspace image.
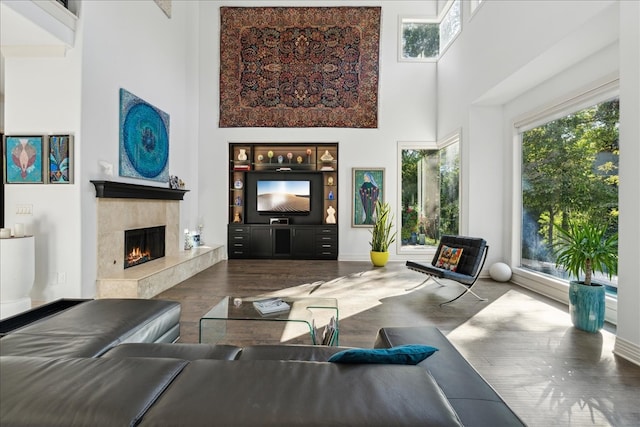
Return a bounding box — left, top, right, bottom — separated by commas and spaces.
119, 89, 170, 182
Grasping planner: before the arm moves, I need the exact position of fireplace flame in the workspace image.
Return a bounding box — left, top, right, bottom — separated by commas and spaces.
126, 246, 152, 267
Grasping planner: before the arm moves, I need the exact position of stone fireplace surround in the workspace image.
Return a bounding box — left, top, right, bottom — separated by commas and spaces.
92, 181, 223, 299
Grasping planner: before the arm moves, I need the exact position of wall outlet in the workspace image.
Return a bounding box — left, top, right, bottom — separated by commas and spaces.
57, 272, 67, 284
16, 204, 33, 215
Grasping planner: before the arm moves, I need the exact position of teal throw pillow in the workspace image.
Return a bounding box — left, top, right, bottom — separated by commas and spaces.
328, 344, 438, 365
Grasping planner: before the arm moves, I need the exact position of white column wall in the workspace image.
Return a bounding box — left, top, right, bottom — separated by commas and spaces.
614, 0, 640, 364
3, 41, 82, 302
79, 0, 200, 297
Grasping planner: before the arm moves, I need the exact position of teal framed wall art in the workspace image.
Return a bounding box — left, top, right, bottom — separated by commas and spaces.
3, 135, 45, 184
119, 88, 170, 183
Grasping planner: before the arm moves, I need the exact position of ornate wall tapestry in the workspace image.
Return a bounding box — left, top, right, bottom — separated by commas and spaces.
219, 7, 381, 128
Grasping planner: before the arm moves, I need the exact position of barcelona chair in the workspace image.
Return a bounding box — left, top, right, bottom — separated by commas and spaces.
405, 235, 489, 306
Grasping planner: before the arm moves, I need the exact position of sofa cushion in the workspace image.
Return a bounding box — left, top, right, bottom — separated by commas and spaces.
0, 356, 188, 427
138, 359, 463, 427
0, 299, 181, 357
328, 344, 438, 364
375, 326, 526, 427
102, 343, 242, 360
239, 344, 351, 361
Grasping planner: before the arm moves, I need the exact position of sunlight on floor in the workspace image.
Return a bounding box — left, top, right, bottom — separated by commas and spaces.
257, 268, 426, 343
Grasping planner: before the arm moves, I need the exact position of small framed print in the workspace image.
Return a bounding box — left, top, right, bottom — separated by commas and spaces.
352, 167, 385, 227
3, 135, 45, 184
48, 135, 73, 184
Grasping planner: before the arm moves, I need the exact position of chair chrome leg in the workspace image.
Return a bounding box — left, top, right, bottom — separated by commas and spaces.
439, 282, 487, 306
404, 277, 433, 292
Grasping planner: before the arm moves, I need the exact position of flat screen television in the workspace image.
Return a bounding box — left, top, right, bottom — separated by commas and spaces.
257, 180, 311, 214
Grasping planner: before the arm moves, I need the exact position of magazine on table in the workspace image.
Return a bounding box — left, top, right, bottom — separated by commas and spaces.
253, 298, 290, 315
321, 316, 337, 346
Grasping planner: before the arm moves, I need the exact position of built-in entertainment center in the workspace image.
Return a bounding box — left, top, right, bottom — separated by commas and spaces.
228, 143, 338, 259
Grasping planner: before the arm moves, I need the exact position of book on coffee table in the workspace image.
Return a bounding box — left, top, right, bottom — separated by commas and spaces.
253, 298, 290, 315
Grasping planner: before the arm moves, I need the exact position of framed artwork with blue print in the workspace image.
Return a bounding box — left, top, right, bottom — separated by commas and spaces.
3, 135, 45, 184
119, 88, 170, 183
48, 135, 73, 183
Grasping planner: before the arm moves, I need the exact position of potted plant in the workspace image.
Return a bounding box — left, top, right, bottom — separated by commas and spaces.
554, 221, 618, 333
369, 200, 397, 267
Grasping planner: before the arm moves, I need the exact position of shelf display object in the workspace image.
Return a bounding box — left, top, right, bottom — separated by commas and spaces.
228, 143, 338, 259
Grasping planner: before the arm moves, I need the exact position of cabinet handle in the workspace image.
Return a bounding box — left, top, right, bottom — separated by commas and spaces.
233, 236, 244, 240
322, 244, 332, 248
320, 236, 332, 240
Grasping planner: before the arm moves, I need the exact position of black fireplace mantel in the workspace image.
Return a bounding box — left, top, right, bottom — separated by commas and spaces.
91, 180, 189, 201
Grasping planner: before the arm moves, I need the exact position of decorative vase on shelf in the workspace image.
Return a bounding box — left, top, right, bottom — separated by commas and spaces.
320, 150, 334, 162
237, 149, 247, 162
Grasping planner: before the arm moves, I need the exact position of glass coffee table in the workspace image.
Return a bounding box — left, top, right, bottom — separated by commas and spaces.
199, 296, 339, 346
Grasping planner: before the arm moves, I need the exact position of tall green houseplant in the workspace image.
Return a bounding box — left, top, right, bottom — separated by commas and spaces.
369, 200, 396, 267
554, 221, 618, 332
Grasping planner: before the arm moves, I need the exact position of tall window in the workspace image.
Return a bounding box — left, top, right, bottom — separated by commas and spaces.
399, 138, 460, 251
520, 98, 619, 294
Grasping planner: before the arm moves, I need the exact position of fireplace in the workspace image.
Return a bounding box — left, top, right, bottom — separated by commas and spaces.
124, 226, 166, 269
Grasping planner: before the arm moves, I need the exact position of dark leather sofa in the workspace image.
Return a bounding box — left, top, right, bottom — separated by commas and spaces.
0, 299, 525, 426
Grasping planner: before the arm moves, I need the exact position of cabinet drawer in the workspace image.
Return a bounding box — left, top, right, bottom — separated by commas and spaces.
316, 227, 337, 236
315, 243, 337, 259
316, 234, 336, 244
228, 241, 250, 258
316, 241, 337, 252
228, 225, 250, 234
229, 234, 249, 242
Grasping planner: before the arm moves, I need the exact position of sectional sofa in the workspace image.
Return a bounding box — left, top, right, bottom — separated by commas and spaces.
0, 298, 525, 426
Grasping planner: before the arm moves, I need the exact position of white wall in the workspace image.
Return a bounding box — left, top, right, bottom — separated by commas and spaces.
78, 0, 200, 297
3, 40, 82, 302
615, 0, 640, 364
197, 1, 439, 261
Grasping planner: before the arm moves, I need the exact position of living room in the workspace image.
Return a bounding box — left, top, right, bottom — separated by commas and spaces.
1, 0, 639, 404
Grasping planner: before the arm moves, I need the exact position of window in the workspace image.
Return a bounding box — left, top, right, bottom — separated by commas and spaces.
399, 136, 460, 252
439, 0, 461, 53
520, 98, 619, 295
400, 19, 439, 61
399, 0, 461, 62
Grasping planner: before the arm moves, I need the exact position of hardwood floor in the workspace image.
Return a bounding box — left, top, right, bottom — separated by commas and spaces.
155, 259, 640, 427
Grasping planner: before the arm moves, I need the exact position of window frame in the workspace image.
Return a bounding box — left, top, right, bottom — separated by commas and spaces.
398, 0, 462, 63
510, 77, 620, 323
397, 16, 440, 63
397, 133, 461, 255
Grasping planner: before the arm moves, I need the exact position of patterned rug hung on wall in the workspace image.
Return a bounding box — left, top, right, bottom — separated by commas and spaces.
219, 7, 381, 128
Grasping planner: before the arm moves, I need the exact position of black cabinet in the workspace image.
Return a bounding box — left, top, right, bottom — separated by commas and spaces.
227, 225, 251, 258
228, 225, 337, 260
291, 227, 315, 259
228, 143, 338, 260
250, 227, 273, 258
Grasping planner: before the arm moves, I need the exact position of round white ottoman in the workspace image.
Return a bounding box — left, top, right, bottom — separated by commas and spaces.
489, 262, 512, 282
